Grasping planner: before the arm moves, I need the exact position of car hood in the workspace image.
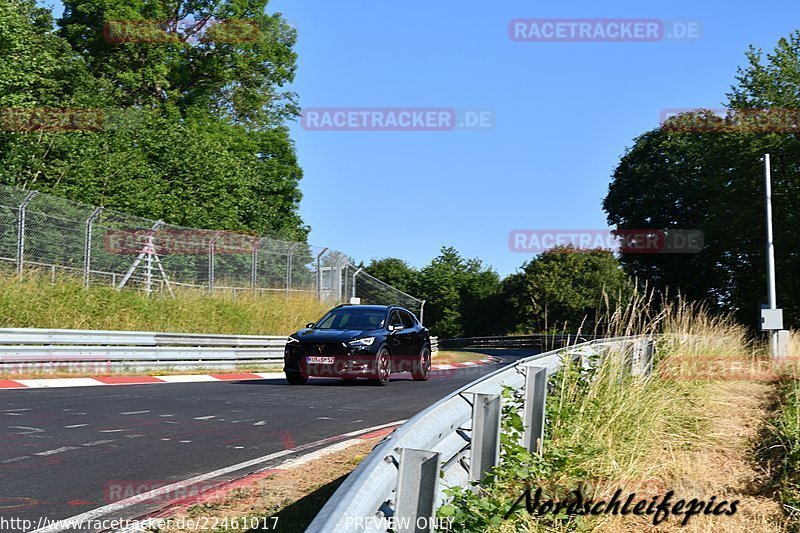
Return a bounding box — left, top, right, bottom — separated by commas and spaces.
293, 328, 381, 343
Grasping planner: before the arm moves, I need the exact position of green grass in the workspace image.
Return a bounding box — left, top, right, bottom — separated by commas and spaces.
0, 271, 330, 335
767, 375, 800, 528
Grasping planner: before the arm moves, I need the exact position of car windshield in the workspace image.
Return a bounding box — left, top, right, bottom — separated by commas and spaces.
314, 308, 386, 330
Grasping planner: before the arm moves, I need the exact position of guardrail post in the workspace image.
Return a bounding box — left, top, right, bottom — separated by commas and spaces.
522, 365, 547, 454
633, 338, 654, 377
16, 191, 37, 276
395, 448, 440, 533
469, 393, 501, 486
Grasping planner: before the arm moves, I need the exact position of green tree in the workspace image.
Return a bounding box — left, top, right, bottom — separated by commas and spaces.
363, 258, 419, 295
417, 247, 502, 338
0, 0, 307, 240
604, 32, 800, 328
504, 246, 630, 333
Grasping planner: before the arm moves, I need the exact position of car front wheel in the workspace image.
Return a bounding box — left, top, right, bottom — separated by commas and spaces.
370, 347, 391, 386
412, 344, 431, 381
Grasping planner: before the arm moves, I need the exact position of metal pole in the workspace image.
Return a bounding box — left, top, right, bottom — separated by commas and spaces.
16, 191, 37, 276
764, 154, 779, 357
251, 237, 265, 295
286, 243, 299, 299
420, 300, 426, 324
316, 247, 328, 301
145, 232, 153, 295
208, 231, 222, 294
351, 267, 363, 299
83, 207, 103, 287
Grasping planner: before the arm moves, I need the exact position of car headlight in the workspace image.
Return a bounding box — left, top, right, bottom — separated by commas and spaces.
348, 337, 375, 347
286, 336, 299, 343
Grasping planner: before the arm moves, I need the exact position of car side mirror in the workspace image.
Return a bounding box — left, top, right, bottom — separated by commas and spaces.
305, 322, 315, 328
389, 324, 404, 332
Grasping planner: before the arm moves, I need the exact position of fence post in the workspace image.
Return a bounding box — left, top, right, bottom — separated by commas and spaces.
83, 207, 103, 287
315, 247, 328, 301
286, 243, 299, 299
251, 237, 265, 295
522, 365, 547, 454
470, 393, 501, 486
420, 300, 426, 325
16, 191, 37, 276
208, 231, 222, 294
351, 267, 362, 300
395, 448, 440, 533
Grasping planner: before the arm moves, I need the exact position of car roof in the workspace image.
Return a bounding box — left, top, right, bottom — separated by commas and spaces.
333, 304, 410, 313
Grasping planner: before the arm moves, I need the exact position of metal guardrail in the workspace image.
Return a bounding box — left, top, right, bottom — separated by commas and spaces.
439, 333, 600, 350
0, 328, 439, 373
308, 335, 654, 532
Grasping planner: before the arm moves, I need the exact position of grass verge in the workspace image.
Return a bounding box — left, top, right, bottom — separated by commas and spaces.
0, 271, 329, 334
436, 293, 784, 532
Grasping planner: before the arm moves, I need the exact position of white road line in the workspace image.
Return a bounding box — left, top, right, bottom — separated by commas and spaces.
8, 426, 44, 435
156, 375, 217, 383
253, 420, 267, 426
35, 446, 78, 456
82, 440, 114, 446
31, 420, 406, 533
2, 408, 32, 412
2, 456, 29, 463
193, 415, 215, 420
120, 411, 150, 415
98, 429, 129, 433
5, 412, 23, 416
15, 378, 102, 388
64, 424, 88, 428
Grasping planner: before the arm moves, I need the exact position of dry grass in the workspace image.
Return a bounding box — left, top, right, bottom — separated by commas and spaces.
0, 271, 329, 335
591, 381, 785, 532
433, 350, 490, 365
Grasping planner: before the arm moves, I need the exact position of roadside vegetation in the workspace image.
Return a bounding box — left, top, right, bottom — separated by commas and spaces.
437, 294, 786, 532
760, 331, 800, 529
0, 271, 329, 335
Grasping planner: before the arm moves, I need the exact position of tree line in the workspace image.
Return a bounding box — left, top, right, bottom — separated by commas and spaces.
363, 246, 630, 338
604, 31, 800, 330
0, 0, 306, 241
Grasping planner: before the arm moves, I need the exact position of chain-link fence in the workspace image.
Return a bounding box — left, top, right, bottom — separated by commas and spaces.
0, 183, 425, 318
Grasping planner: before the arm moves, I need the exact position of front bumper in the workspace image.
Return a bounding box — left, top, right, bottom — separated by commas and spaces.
284, 344, 379, 378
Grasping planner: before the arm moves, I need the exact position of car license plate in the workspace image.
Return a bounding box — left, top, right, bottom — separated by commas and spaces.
307, 356, 335, 364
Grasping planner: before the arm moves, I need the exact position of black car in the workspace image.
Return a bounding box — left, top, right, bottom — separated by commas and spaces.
283, 304, 432, 385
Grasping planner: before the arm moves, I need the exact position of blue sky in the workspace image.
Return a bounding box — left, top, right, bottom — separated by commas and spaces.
45, 0, 800, 276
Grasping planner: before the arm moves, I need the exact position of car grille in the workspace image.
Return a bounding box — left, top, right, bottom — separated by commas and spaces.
297, 342, 346, 357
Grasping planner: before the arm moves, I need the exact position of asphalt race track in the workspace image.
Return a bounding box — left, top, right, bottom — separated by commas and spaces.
0, 350, 532, 531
